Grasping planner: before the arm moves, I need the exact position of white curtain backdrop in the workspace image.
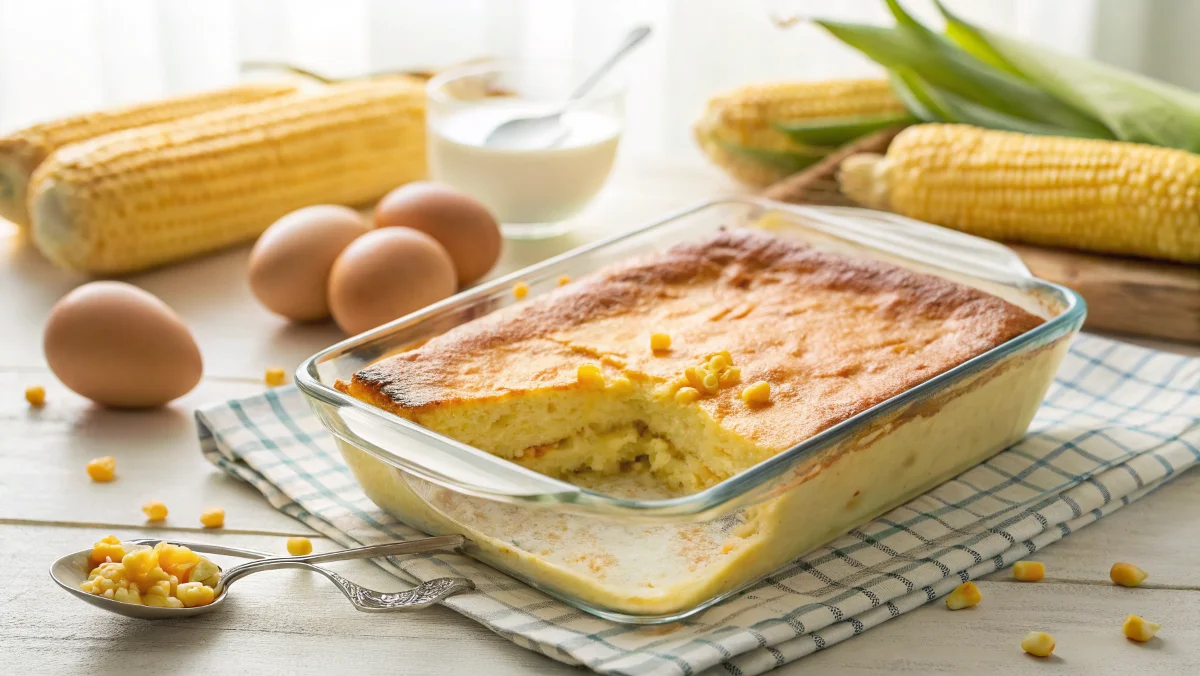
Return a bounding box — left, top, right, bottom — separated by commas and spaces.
0, 0, 1164, 158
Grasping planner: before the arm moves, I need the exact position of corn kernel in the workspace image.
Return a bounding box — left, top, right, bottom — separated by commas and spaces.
146, 580, 171, 598
155, 542, 201, 579
707, 353, 731, 372
1122, 614, 1161, 642
945, 581, 982, 610
113, 586, 142, 606
650, 332, 672, 351
512, 282, 529, 299
684, 366, 706, 391
143, 595, 185, 609
120, 548, 169, 588
25, 385, 46, 407
199, 507, 225, 529
89, 535, 127, 567
1012, 560, 1045, 582
1021, 631, 1055, 657
176, 582, 216, 607
190, 558, 220, 586
86, 456, 116, 482
701, 371, 720, 394
142, 500, 168, 522
265, 368, 286, 387
608, 376, 633, 393
287, 537, 313, 556
741, 381, 772, 406
557, 275, 571, 286
675, 387, 701, 404
719, 366, 742, 386
577, 364, 605, 389
1110, 562, 1148, 587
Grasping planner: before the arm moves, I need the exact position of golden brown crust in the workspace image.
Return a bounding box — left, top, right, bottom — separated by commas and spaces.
338, 228, 1043, 451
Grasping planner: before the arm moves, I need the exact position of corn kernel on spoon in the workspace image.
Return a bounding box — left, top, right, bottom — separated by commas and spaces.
50, 535, 474, 619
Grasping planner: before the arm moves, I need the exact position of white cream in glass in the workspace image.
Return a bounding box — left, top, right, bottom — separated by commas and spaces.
425, 60, 625, 239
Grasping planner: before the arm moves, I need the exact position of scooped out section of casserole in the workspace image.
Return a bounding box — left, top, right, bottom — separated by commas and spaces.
335, 229, 1063, 615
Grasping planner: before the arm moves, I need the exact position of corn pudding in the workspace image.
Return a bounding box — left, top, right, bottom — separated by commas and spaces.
341, 230, 1041, 492
336, 229, 1068, 615
79, 536, 221, 608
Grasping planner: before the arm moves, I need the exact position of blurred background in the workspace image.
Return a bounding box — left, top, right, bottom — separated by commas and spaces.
0, 0, 1188, 157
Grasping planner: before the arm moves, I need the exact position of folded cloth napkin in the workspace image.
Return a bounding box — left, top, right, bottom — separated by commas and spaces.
197, 334, 1199, 675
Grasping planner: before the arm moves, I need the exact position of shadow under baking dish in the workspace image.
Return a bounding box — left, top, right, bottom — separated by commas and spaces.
296, 197, 1086, 622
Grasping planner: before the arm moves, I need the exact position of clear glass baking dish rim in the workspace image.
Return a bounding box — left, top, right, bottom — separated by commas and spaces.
296, 197, 1087, 520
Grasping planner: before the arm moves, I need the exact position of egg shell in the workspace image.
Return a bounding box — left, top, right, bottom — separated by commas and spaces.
328, 227, 458, 336
249, 205, 369, 322
374, 182, 502, 285
43, 282, 203, 408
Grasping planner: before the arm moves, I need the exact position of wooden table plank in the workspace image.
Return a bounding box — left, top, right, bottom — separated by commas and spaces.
4, 524, 573, 675
799, 581, 1196, 675
980, 469, 1200, 588
11, 523, 1196, 676
0, 373, 313, 534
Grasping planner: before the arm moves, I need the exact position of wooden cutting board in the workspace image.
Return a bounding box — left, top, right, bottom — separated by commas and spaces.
762, 127, 1200, 344
1008, 244, 1199, 343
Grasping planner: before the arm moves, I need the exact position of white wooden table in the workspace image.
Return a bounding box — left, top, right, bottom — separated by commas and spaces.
3, 156, 1197, 675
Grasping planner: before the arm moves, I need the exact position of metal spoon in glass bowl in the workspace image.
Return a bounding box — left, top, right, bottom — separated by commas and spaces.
483, 24, 652, 149
50, 535, 474, 619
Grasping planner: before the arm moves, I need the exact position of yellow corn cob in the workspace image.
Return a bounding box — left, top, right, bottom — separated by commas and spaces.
693, 78, 906, 187
839, 124, 1200, 263
29, 77, 426, 275
0, 82, 299, 227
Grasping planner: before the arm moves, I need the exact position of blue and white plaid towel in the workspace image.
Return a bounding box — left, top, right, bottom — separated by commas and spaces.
197, 334, 1199, 675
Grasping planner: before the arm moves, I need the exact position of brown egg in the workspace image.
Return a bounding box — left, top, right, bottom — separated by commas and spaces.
328, 228, 457, 335
374, 182, 501, 285
249, 205, 369, 321
43, 282, 203, 408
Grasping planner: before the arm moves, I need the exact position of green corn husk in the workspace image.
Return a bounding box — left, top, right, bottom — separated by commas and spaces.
711, 138, 830, 175
933, 0, 1200, 152
890, 67, 1093, 138
817, 0, 1200, 153
775, 111, 916, 146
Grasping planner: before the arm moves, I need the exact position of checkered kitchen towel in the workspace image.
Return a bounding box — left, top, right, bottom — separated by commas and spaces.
197, 334, 1199, 675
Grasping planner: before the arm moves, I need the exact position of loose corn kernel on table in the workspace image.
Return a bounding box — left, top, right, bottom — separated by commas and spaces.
2, 156, 1197, 675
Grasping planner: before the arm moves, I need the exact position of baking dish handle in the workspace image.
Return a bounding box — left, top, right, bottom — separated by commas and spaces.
779, 203, 1034, 282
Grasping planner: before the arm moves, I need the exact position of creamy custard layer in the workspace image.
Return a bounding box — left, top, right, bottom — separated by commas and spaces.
336, 229, 1056, 615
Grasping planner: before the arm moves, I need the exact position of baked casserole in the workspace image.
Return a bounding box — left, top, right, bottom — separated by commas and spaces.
340, 229, 1041, 492
331, 225, 1069, 615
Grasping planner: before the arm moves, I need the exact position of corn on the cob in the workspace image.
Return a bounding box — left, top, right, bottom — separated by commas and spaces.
29, 77, 426, 275
838, 124, 1200, 263
694, 78, 906, 187
0, 83, 299, 228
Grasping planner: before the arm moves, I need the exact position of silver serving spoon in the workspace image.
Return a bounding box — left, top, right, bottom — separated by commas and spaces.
484, 24, 652, 149
51, 535, 474, 619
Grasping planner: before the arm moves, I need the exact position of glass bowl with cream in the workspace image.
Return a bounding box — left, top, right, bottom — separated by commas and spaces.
425, 60, 625, 239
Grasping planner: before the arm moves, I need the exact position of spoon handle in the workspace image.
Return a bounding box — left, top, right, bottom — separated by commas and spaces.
219, 534, 467, 587
317, 570, 474, 612
566, 24, 652, 103
292, 534, 466, 565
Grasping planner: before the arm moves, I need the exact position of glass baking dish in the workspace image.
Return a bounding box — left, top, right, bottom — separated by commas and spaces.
296, 197, 1085, 623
